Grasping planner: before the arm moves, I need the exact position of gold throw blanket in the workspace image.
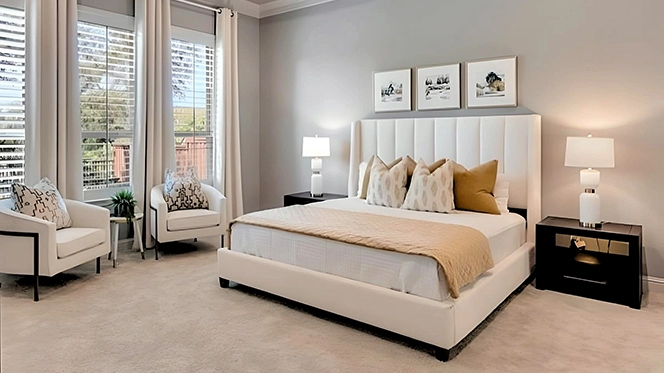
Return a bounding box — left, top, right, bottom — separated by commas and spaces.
230, 205, 494, 298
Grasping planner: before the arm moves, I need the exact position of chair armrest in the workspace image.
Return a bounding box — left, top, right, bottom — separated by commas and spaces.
65, 200, 110, 230
150, 185, 168, 240
150, 185, 168, 215
201, 184, 227, 228
0, 207, 56, 275
0, 207, 55, 237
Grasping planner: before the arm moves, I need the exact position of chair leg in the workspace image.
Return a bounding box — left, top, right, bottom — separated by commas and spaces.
33, 236, 39, 302
155, 242, 159, 260
96, 256, 101, 274
34, 275, 39, 302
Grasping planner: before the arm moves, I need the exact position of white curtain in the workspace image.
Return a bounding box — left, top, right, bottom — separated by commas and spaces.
133, 0, 176, 247
213, 9, 243, 220
24, 0, 82, 200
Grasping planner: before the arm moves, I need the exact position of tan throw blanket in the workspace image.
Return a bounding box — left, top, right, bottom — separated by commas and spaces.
230, 205, 494, 298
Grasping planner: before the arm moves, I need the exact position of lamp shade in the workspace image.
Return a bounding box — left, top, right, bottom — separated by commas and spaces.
565, 136, 615, 168
302, 136, 330, 157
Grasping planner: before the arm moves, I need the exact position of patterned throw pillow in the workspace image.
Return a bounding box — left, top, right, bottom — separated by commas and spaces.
163, 168, 209, 212
366, 156, 408, 208
402, 159, 454, 213
34, 177, 73, 228
11, 182, 71, 229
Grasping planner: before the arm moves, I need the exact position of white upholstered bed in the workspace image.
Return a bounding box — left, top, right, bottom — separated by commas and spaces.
217, 114, 541, 361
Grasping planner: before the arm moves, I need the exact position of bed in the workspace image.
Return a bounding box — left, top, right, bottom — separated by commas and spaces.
217, 114, 542, 361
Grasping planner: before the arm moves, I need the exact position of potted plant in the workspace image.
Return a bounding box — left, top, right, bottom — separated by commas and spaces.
108, 189, 137, 223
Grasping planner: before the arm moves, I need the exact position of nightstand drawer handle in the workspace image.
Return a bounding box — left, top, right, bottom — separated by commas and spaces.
562, 275, 607, 285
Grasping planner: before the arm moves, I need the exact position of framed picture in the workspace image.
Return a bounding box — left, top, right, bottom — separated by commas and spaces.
416, 63, 461, 110
373, 69, 412, 113
465, 56, 517, 108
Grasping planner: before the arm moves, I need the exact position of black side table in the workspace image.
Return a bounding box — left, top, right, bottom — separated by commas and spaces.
536, 216, 643, 309
284, 192, 347, 206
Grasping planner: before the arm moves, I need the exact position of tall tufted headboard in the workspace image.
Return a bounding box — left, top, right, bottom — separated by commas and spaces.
348, 115, 541, 242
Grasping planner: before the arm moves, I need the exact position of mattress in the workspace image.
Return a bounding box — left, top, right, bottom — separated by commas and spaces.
230, 198, 526, 301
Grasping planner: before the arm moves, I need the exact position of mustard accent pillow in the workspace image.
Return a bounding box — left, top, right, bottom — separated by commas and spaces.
453, 160, 500, 215
359, 155, 416, 199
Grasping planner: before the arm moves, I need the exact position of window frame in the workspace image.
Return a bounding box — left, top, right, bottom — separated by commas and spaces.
170, 26, 215, 185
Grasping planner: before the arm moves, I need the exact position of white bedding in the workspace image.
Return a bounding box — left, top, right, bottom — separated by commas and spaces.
230, 198, 526, 301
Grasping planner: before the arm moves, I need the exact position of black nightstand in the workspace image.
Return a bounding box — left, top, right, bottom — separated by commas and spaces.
283, 192, 347, 206
536, 216, 643, 309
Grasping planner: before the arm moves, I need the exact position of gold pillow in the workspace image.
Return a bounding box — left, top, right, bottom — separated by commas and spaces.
359, 155, 416, 199
453, 160, 500, 215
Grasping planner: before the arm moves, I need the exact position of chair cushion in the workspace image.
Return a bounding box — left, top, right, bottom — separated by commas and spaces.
56, 228, 105, 258
167, 209, 220, 231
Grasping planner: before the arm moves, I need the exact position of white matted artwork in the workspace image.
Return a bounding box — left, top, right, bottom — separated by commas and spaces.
416, 63, 461, 110
466, 56, 517, 108
373, 69, 412, 112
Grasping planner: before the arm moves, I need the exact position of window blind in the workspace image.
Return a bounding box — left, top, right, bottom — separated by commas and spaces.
78, 21, 135, 192
171, 38, 214, 181
0, 5, 25, 198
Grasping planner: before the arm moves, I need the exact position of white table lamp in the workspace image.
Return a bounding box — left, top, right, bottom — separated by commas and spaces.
565, 135, 615, 228
302, 136, 330, 197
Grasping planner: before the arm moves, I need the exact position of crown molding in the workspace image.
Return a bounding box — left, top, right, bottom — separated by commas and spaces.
259, 0, 336, 18
179, 0, 335, 19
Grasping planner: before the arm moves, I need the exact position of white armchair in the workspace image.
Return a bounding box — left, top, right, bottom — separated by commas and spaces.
0, 198, 111, 301
150, 184, 226, 259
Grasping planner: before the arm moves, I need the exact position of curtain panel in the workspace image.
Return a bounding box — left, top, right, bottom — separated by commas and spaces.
133, 0, 176, 248
24, 0, 82, 199
213, 9, 243, 221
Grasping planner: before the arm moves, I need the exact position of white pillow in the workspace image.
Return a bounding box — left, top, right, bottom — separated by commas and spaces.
357, 161, 367, 197
11, 179, 72, 229
494, 174, 510, 214
402, 159, 454, 213
366, 157, 407, 208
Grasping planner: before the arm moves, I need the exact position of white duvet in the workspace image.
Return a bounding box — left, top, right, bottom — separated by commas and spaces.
230, 198, 526, 301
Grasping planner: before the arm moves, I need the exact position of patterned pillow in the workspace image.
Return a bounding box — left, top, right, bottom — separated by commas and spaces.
402, 159, 454, 213
11, 182, 71, 229
366, 156, 408, 208
34, 177, 73, 228
163, 168, 209, 212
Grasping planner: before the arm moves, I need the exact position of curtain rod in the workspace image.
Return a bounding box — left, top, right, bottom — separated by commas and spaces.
172, 0, 223, 14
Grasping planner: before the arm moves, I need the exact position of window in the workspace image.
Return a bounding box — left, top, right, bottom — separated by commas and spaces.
0, 5, 25, 199
78, 21, 134, 198
171, 38, 214, 182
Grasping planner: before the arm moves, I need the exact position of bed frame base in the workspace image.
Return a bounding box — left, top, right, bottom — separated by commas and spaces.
435, 348, 450, 362
217, 242, 534, 361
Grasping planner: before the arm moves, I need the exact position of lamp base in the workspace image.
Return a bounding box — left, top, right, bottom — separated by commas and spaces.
579, 189, 601, 229
579, 221, 602, 229
311, 173, 323, 197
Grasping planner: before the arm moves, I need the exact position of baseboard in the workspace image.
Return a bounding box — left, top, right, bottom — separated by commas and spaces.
644, 276, 664, 294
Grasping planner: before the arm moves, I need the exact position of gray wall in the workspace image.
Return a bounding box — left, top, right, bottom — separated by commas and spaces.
259, 0, 664, 277
238, 14, 261, 213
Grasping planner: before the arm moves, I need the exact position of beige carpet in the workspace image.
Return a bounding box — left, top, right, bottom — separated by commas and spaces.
1, 242, 663, 373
